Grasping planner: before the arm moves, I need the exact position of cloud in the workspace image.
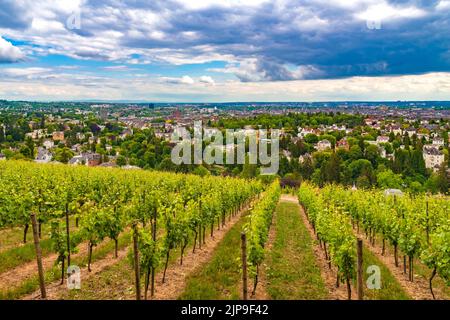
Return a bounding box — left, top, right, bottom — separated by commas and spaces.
213, 58, 323, 82
0, 67, 54, 79
161, 75, 195, 84
0, 37, 25, 63
1, 71, 450, 102
102, 65, 129, 71
0, 0, 449, 82
199, 75, 215, 84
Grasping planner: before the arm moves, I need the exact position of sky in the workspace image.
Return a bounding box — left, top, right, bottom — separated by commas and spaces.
0, 0, 450, 102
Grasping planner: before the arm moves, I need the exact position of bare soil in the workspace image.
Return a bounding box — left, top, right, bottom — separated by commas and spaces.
23, 245, 130, 300
0, 238, 111, 294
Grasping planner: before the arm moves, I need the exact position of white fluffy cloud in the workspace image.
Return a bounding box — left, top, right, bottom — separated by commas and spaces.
1, 70, 450, 102
0, 37, 25, 63
161, 75, 195, 84
199, 76, 215, 85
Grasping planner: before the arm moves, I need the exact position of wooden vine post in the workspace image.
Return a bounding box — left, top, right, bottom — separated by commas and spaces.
356, 238, 364, 300
31, 213, 46, 299
426, 200, 429, 245
132, 223, 141, 300
65, 203, 71, 266
241, 232, 248, 300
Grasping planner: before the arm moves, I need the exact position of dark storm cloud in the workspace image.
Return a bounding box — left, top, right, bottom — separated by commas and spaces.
1, 0, 449, 80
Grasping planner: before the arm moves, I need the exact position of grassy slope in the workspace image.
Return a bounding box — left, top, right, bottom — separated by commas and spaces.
266, 201, 327, 300
361, 245, 410, 300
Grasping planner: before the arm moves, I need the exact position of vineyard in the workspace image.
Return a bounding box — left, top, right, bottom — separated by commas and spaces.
0, 160, 262, 299
298, 183, 450, 299
0, 160, 448, 301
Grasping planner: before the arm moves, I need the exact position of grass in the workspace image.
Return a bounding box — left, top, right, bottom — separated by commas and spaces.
361, 244, 411, 300
266, 201, 328, 300
63, 258, 134, 300
0, 217, 77, 252
0, 217, 78, 273
0, 232, 132, 300
179, 216, 247, 300
0, 239, 54, 274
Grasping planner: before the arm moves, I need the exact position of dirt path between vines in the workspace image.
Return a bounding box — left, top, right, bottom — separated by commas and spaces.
291, 194, 356, 300
0, 237, 113, 293
0, 242, 88, 293
23, 245, 130, 300
354, 230, 445, 300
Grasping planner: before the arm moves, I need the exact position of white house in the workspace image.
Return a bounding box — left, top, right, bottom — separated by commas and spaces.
432, 137, 444, 147
26, 129, 47, 140
76, 132, 86, 140
423, 148, 445, 172
43, 139, 54, 149
297, 127, 315, 138
299, 153, 312, 164
35, 147, 53, 163
376, 136, 390, 144
316, 140, 332, 152
379, 146, 387, 158
389, 125, 402, 136
405, 127, 417, 137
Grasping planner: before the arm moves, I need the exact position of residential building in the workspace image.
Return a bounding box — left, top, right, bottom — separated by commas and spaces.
336, 139, 349, 150
423, 148, 445, 172
43, 139, 54, 149
35, 147, 53, 163
52, 131, 65, 142
316, 139, 332, 152
69, 152, 102, 167
432, 137, 444, 147
376, 136, 389, 144
26, 129, 47, 140
405, 127, 417, 137
299, 153, 312, 164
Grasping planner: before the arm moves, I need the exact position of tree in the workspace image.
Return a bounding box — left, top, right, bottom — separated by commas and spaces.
0, 127, 4, 143
435, 165, 449, 194
278, 156, 291, 177
356, 175, 371, 189
193, 165, 210, 177
300, 157, 314, 180
377, 169, 403, 189
322, 153, 341, 183
409, 181, 423, 194
349, 145, 363, 161
20, 137, 35, 159
411, 149, 426, 175
365, 144, 379, 166
54, 147, 74, 164
241, 155, 257, 179
116, 155, 127, 167
304, 134, 318, 144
